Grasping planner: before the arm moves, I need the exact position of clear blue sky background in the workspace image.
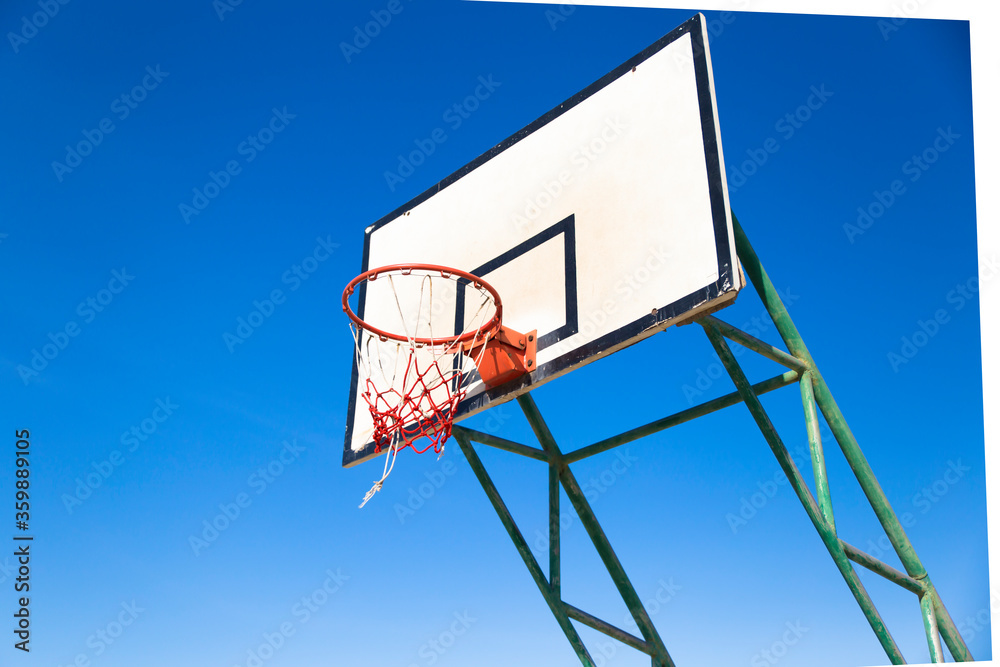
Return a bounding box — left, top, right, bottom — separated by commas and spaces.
0, 2, 989, 666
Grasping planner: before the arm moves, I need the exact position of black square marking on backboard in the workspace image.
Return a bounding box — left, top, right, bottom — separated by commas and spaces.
454, 214, 578, 351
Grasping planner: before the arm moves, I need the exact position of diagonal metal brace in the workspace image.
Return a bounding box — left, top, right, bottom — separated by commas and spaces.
517, 394, 676, 667
732, 213, 972, 662
702, 321, 906, 664
452, 428, 596, 666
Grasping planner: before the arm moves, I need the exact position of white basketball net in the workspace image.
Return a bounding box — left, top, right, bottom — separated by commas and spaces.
348, 267, 499, 507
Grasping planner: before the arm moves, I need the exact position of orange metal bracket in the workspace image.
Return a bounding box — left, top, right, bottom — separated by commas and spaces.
469, 327, 537, 388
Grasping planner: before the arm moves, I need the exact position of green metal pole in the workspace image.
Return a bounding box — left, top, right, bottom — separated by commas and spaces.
840, 542, 924, 595
452, 430, 595, 666
800, 371, 835, 532
563, 603, 652, 654
550, 462, 561, 600
920, 593, 945, 663
928, 583, 971, 662
701, 315, 808, 372
703, 323, 905, 664
452, 426, 548, 462
517, 394, 676, 667
732, 214, 972, 661
564, 370, 799, 464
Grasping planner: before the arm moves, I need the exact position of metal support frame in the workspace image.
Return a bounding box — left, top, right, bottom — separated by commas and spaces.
451, 214, 972, 665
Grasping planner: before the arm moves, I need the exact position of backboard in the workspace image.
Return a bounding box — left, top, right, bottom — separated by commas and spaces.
344, 13, 742, 466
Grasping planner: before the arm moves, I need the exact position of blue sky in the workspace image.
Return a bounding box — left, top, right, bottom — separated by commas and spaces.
0, 2, 991, 666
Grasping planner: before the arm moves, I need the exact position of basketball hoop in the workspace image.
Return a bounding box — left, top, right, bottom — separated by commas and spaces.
343, 263, 535, 507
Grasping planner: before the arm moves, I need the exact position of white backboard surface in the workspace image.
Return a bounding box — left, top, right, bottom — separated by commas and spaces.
344, 14, 742, 466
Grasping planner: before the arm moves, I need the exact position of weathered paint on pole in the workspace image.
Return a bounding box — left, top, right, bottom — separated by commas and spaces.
732, 213, 972, 661
563, 602, 652, 654
921, 593, 945, 663
565, 370, 799, 464
444, 214, 973, 666
703, 323, 905, 664
701, 315, 808, 373
452, 430, 595, 665
517, 394, 676, 667
549, 462, 561, 600
453, 426, 548, 461
800, 371, 835, 532
840, 541, 923, 595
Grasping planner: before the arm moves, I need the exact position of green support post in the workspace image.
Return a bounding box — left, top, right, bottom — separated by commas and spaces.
564, 370, 800, 464
800, 371, 835, 532
517, 394, 677, 667
732, 214, 972, 662
920, 593, 945, 663
549, 461, 561, 600
840, 542, 924, 595
444, 213, 973, 666
453, 408, 675, 667
452, 429, 596, 666
702, 323, 905, 664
